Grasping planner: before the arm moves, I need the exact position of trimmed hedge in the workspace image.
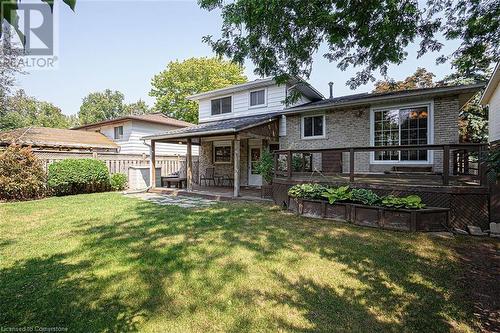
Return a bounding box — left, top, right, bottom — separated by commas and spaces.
0, 144, 46, 201
110, 173, 127, 191
48, 159, 111, 196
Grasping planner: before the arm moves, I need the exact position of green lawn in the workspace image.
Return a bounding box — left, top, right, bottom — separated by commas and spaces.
0, 193, 479, 332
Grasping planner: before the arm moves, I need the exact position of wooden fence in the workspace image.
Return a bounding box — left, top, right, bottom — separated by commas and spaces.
31, 150, 199, 180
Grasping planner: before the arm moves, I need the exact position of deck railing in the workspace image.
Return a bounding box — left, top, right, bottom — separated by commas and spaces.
273, 143, 489, 186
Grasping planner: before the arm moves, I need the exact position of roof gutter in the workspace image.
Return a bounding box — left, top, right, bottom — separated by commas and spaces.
283, 83, 485, 115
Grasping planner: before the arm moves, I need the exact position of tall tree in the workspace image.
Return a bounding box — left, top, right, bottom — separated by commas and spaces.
0, 22, 23, 112
78, 89, 126, 125
199, 0, 499, 88
0, 90, 72, 131
150, 57, 246, 123
123, 99, 150, 115
373, 68, 435, 93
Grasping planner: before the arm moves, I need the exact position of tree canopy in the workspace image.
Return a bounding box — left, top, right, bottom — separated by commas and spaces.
373, 68, 435, 93
199, 0, 499, 87
0, 90, 74, 131
149, 57, 247, 123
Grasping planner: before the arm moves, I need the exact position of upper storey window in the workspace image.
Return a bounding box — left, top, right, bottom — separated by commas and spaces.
211, 96, 232, 115
249, 89, 266, 107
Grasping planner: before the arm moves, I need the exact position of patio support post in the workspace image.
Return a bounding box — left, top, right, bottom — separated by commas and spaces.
234, 136, 240, 197
186, 138, 193, 191
149, 140, 156, 189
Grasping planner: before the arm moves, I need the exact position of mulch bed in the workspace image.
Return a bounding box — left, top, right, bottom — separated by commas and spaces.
455, 239, 500, 333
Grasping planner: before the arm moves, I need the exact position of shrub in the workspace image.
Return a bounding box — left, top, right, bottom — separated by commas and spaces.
288, 183, 326, 200
0, 144, 46, 201
381, 195, 425, 209
254, 150, 274, 184
110, 173, 127, 191
321, 185, 351, 204
48, 159, 110, 196
351, 188, 380, 205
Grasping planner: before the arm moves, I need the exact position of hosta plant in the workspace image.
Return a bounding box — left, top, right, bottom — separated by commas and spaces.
321, 185, 351, 204
288, 183, 326, 200
351, 188, 380, 205
381, 195, 425, 209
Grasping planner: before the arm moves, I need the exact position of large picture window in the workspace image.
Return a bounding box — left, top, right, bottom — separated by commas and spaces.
211, 97, 232, 115
213, 142, 232, 163
373, 106, 429, 162
302, 115, 325, 138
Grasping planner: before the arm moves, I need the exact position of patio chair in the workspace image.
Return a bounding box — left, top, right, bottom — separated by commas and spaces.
200, 167, 216, 186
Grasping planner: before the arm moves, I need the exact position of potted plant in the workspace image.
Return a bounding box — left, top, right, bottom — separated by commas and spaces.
255, 150, 275, 198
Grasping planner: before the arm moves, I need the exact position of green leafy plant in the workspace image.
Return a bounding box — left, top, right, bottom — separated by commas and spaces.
48, 159, 111, 196
288, 183, 326, 200
321, 186, 351, 204
381, 195, 425, 209
254, 150, 274, 184
110, 173, 127, 191
0, 144, 46, 201
351, 188, 380, 205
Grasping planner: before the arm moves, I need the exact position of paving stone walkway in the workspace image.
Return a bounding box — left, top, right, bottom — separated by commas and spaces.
125, 192, 216, 208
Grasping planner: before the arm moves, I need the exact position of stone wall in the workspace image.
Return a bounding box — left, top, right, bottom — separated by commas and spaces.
280, 96, 461, 173
198, 139, 249, 186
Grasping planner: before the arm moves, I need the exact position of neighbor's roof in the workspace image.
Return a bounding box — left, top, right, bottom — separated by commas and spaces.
282, 83, 485, 115
187, 77, 324, 101
143, 114, 279, 141
72, 113, 193, 130
0, 127, 119, 150
480, 62, 500, 106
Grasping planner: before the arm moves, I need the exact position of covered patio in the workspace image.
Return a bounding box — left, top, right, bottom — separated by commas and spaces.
143, 114, 280, 198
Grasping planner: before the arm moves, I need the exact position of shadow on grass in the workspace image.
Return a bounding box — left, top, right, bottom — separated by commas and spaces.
0, 197, 474, 332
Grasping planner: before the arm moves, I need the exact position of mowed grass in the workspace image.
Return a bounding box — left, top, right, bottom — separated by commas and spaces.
0, 193, 478, 332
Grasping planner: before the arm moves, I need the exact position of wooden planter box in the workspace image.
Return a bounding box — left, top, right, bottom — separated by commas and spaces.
288, 197, 449, 232
261, 184, 273, 199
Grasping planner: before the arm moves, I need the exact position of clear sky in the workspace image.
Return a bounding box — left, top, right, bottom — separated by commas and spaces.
15, 0, 461, 116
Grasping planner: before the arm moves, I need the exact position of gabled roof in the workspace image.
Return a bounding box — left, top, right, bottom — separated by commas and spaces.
480, 62, 500, 105
143, 114, 279, 141
72, 113, 193, 130
187, 77, 324, 101
0, 127, 119, 150
282, 83, 485, 114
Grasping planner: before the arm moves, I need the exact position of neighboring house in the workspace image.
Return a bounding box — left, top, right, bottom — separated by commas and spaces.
0, 127, 118, 152
145, 77, 484, 190
480, 62, 500, 145
73, 113, 198, 155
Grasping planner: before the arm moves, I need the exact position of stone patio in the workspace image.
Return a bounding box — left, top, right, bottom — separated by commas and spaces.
125, 192, 216, 208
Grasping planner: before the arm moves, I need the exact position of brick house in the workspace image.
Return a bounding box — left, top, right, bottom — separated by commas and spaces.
145, 78, 483, 191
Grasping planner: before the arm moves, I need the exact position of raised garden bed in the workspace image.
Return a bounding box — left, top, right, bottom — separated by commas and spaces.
288, 197, 449, 232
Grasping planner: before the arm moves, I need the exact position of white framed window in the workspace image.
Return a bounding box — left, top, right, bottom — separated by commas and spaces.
211, 96, 232, 115
249, 89, 266, 107
114, 126, 123, 140
370, 102, 433, 164
213, 141, 232, 164
301, 114, 325, 139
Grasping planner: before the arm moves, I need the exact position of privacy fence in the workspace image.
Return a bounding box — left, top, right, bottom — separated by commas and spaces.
30, 150, 199, 182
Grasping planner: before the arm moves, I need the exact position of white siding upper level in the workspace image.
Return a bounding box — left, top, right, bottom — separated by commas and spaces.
198, 84, 293, 123
85, 120, 198, 156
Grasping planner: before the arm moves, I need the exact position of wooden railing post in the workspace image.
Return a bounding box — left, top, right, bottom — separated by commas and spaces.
479, 145, 487, 186
286, 150, 292, 179
274, 152, 279, 178
349, 148, 355, 182
442, 145, 450, 186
